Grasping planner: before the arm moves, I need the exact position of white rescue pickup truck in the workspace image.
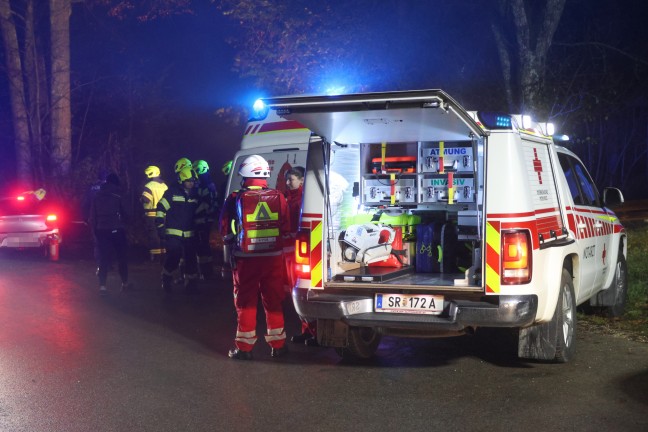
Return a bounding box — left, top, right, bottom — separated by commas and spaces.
227, 89, 627, 363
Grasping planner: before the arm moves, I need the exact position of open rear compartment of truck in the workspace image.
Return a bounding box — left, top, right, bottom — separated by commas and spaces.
272, 91, 489, 298
324, 137, 484, 295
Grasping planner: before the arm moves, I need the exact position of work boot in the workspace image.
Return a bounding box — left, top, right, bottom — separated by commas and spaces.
228, 348, 253, 360
162, 274, 173, 294
270, 345, 288, 358
120, 282, 132, 292
99, 286, 108, 296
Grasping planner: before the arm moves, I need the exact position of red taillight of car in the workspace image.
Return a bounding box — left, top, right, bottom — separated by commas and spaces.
295, 229, 311, 279
501, 230, 532, 284
45, 214, 58, 228
16, 195, 25, 201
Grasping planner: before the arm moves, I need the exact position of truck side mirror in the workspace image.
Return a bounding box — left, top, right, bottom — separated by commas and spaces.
602, 187, 624, 208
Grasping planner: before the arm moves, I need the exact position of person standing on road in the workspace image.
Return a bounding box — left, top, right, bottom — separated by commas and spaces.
220, 155, 291, 360
89, 173, 130, 296
283, 166, 318, 346
141, 166, 168, 262
193, 159, 218, 280
156, 167, 200, 294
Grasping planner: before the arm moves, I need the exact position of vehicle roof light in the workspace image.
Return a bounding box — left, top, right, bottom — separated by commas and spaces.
522, 115, 532, 129
546, 123, 555, 136
16, 196, 25, 201
477, 112, 512, 130
250, 99, 269, 121
46, 214, 57, 222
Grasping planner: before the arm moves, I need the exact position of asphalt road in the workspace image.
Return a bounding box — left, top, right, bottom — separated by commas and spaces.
0, 250, 647, 432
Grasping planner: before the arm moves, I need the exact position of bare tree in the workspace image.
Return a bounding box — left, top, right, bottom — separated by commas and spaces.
490, 0, 567, 114
0, 0, 32, 185
50, 0, 72, 178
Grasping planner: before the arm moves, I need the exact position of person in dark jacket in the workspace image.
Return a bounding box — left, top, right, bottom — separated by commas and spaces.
193, 160, 218, 279
156, 167, 200, 294
89, 173, 130, 295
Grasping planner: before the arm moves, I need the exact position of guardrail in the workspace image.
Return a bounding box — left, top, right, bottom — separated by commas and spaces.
614, 199, 648, 222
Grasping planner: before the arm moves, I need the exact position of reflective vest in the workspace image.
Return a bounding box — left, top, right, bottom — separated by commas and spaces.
234, 188, 284, 254
142, 180, 168, 217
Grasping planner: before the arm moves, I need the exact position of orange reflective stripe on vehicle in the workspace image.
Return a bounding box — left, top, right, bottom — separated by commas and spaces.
485, 220, 501, 294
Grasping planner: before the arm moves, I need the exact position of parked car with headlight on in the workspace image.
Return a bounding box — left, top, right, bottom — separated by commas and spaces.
0, 189, 62, 261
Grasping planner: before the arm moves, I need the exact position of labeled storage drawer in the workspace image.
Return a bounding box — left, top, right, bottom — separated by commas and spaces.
363, 178, 417, 204
419, 142, 473, 173
420, 175, 475, 203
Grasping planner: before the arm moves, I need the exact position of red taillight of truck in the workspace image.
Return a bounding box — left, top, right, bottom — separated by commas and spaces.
502, 230, 532, 284
295, 229, 311, 279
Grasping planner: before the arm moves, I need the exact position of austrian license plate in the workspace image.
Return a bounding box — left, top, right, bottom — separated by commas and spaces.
375, 293, 444, 315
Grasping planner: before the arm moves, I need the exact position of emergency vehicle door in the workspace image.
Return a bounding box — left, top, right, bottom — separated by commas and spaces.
557, 153, 601, 300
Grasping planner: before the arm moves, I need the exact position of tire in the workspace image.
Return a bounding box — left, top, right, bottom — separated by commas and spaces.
554, 269, 577, 363
602, 252, 628, 318
335, 326, 381, 360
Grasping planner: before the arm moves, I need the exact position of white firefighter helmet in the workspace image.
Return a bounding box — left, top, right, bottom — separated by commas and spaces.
239, 155, 270, 178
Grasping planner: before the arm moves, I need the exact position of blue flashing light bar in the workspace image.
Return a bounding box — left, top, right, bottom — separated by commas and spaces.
478, 112, 513, 130
250, 98, 269, 121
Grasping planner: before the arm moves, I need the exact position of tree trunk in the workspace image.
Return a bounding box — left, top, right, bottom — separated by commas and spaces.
491, 0, 566, 114
24, 0, 48, 185
49, 0, 72, 178
0, 0, 33, 186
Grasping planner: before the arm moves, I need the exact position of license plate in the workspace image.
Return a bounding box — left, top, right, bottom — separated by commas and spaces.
375, 293, 444, 315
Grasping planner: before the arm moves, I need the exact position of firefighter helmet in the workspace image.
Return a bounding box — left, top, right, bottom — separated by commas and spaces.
144, 165, 161, 178
193, 160, 209, 175
177, 167, 197, 184
222, 160, 233, 175
239, 155, 270, 178
174, 158, 192, 173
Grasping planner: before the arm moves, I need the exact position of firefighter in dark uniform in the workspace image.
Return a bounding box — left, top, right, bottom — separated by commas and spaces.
220, 155, 292, 360
156, 167, 200, 294
193, 159, 218, 279
141, 165, 168, 262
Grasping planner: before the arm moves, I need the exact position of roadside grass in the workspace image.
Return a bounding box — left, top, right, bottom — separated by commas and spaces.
579, 222, 648, 342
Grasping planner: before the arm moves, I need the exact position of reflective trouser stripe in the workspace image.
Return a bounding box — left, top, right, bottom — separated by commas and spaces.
236, 330, 257, 345
265, 327, 286, 343
150, 248, 165, 255
166, 228, 194, 237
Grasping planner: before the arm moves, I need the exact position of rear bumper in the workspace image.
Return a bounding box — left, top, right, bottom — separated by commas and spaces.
292, 288, 537, 332
0, 230, 60, 249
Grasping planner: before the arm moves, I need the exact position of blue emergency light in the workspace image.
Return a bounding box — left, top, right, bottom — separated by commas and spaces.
478, 112, 512, 130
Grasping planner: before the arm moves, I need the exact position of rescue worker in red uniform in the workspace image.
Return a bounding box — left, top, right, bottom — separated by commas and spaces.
220, 155, 291, 360
156, 167, 200, 294
141, 165, 168, 262
193, 159, 218, 279
283, 166, 318, 346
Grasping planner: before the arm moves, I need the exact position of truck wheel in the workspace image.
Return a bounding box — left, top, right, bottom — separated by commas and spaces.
554, 269, 577, 363
335, 326, 381, 360
602, 252, 628, 318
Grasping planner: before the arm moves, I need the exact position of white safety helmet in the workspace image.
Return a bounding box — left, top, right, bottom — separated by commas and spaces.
238, 155, 270, 178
